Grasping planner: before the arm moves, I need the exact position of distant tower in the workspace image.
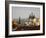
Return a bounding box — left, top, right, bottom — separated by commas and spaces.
19, 17, 21, 24
29, 12, 35, 19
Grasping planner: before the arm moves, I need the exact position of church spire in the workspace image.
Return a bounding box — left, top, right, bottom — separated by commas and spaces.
29, 12, 35, 19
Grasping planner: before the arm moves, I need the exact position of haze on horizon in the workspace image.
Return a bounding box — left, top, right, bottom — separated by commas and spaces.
12, 7, 40, 19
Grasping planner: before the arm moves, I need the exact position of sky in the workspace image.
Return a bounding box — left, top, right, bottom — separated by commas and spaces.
12, 7, 40, 19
